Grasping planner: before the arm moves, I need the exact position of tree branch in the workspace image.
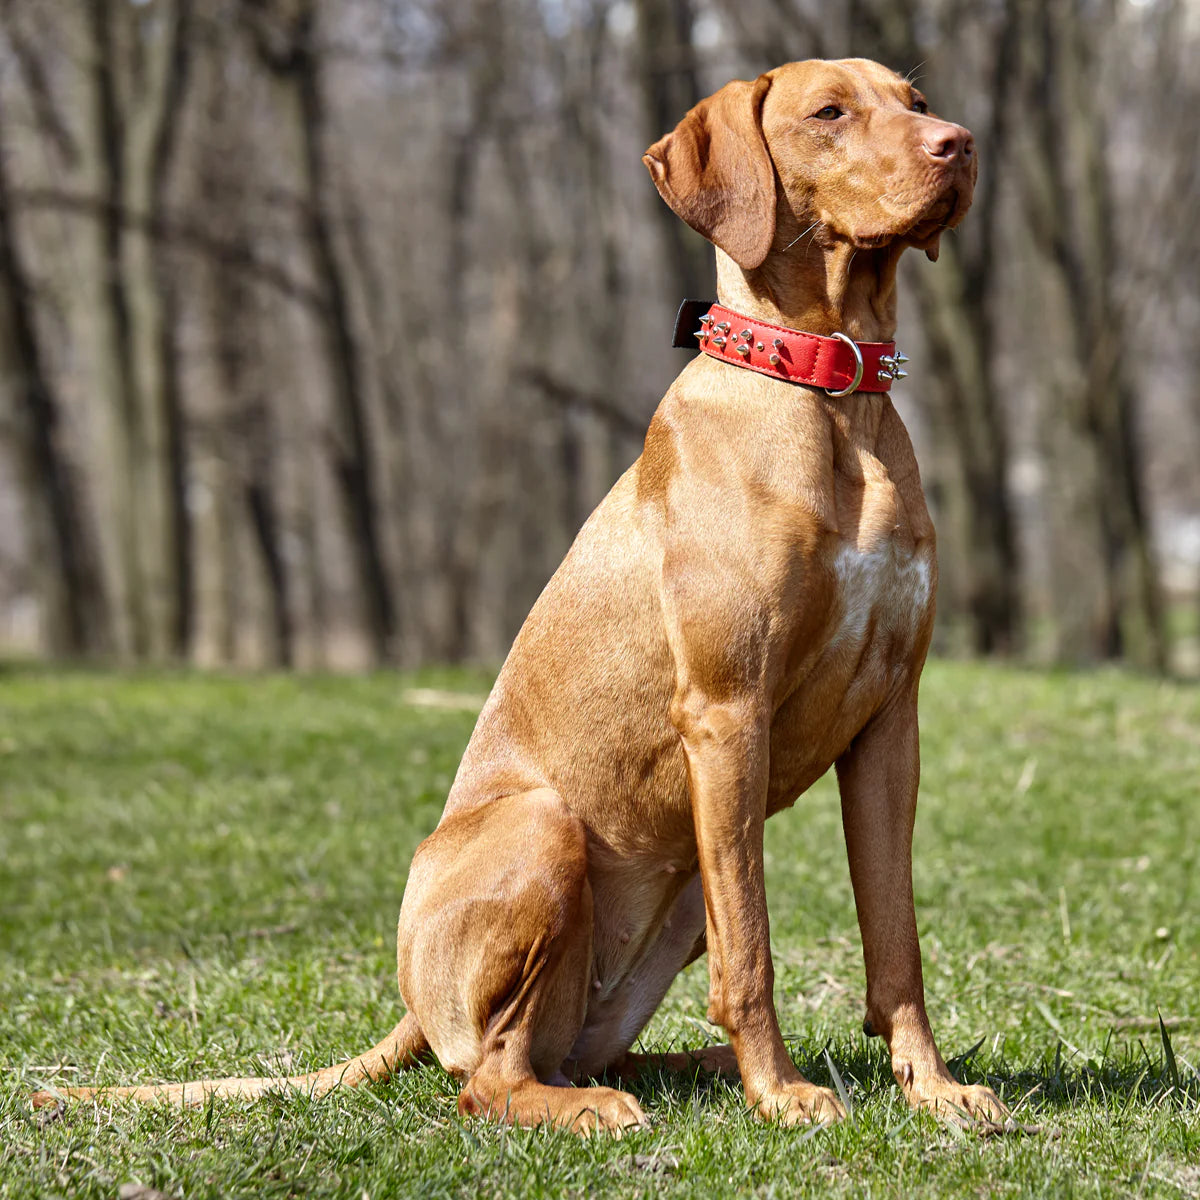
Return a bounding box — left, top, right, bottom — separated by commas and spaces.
10, 187, 329, 313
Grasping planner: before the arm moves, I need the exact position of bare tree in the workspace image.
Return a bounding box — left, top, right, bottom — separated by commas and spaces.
0, 0, 1193, 671
77, 0, 194, 659
1019, 0, 1166, 668
0, 97, 109, 656
634, 0, 710, 301
241, 0, 399, 664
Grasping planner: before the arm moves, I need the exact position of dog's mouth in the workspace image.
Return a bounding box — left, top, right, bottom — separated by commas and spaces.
846, 181, 966, 251
904, 187, 961, 244
849, 230, 895, 249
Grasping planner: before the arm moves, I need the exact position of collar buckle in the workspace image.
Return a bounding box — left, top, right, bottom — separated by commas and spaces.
826, 332, 865, 398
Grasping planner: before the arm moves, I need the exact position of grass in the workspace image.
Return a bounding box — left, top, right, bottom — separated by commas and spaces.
1, 660, 1198, 1198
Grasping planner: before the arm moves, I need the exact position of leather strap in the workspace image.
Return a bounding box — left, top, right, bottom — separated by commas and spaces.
673, 300, 903, 394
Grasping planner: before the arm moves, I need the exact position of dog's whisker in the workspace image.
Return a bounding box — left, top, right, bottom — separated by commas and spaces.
785, 220, 822, 251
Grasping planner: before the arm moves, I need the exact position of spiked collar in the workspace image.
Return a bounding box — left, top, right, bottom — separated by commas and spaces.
672, 300, 907, 397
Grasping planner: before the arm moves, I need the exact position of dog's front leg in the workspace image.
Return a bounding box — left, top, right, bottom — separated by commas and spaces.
836, 688, 1008, 1127
672, 691, 846, 1126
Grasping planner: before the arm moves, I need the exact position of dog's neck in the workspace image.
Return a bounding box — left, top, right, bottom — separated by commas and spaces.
715, 223, 906, 344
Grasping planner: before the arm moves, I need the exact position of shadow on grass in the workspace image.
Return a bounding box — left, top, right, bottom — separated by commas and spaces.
609, 1027, 1200, 1122
976, 1038, 1200, 1114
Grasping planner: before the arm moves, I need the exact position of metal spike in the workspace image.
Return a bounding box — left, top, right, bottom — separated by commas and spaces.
877, 369, 891, 382
879, 354, 896, 369
716, 321, 730, 332
894, 368, 908, 379
713, 336, 726, 347
894, 351, 909, 364
699, 314, 713, 325
769, 353, 780, 365
736, 344, 750, 355
694, 328, 707, 339
756, 342, 764, 351
773, 338, 783, 348
740, 329, 753, 340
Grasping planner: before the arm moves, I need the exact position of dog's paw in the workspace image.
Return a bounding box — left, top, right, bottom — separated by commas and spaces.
907, 1077, 1009, 1129
460, 1079, 649, 1138
564, 1087, 649, 1138
749, 1081, 847, 1127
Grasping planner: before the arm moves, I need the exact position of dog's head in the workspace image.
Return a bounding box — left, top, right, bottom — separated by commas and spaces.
643, 58, 976, 268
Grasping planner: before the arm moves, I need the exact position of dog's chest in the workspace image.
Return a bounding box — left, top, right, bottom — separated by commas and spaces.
828, 537, 934, 650
766, 533, 933, 812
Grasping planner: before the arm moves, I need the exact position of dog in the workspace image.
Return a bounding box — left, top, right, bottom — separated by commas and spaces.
33, 58, 1007, 1135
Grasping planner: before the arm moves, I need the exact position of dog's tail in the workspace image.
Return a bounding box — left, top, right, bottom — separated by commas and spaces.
30, 1012, 428, 1109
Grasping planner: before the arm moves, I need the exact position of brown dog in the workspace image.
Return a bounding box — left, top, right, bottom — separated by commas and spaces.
33, 58, 1007, 1135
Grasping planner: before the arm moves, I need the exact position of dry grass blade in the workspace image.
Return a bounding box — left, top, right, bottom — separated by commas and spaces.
823, 1048, 853, 1120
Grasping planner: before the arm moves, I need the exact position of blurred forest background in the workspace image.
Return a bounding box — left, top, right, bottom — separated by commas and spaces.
0, 0, 1197, 672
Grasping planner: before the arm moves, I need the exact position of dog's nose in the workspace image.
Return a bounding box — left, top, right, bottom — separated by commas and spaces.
921, 123, 973, 164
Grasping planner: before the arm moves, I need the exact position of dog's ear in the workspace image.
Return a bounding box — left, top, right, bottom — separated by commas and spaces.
643, 74, 776, 272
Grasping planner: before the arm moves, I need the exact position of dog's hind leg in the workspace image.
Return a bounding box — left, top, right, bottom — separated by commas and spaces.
397, 788, 647, 1136
613, 1044, 739, 1083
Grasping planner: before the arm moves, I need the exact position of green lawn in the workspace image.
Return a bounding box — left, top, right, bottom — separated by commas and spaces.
1, 661, 1197, 1198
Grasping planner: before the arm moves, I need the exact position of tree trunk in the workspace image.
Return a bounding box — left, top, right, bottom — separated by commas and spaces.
1021, 0, 1166, 669
911, 241, 1021, 655
140, 0, 195, 658
245, 0, 398, 664
634, 0, 709, 301
84, 0, 146, 658
79, 0, 194, 661
0, 107, 110, 656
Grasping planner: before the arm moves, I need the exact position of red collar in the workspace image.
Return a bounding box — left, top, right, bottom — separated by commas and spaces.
677, 301, 907, 396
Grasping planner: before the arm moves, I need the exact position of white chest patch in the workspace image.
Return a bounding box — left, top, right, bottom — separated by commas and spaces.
830, 541, 933, 648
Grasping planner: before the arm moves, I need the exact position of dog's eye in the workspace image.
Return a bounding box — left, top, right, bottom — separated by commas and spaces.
912, 98, 929, 114
812, 105, 843, 121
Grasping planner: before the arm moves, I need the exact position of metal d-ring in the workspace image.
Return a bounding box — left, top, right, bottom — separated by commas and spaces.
826, 332, 864, 398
